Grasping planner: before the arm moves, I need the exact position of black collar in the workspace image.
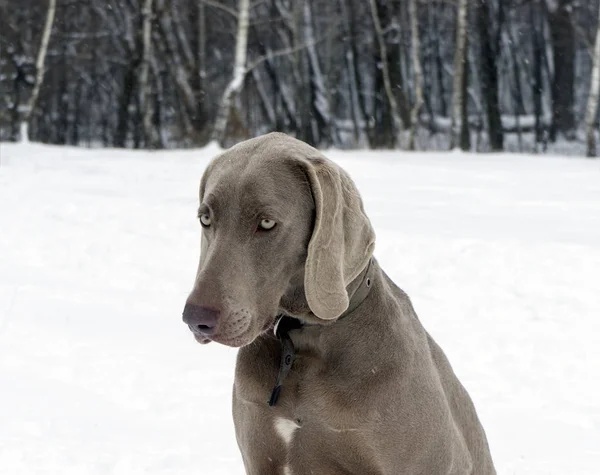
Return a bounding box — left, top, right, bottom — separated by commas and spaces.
268, 258, 375, 407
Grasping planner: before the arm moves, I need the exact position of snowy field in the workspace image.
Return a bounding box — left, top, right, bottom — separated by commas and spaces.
1, 142, 599, 474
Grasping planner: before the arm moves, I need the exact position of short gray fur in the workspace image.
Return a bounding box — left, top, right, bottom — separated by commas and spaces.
184, 132, 496, 474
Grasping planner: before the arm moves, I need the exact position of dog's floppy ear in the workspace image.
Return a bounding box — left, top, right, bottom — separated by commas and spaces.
301, 154, 375, 320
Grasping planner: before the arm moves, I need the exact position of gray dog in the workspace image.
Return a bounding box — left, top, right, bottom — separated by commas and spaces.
183, 133, 496, 474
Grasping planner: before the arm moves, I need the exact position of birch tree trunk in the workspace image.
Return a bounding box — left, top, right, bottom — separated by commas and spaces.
585, 2, 600, 158
21, 0, 57, 143
212, 0, 250, 144
140, 0, 158, 148
450, 0, 469, 150
369, 0, 403, 147
408, 0, 423, 151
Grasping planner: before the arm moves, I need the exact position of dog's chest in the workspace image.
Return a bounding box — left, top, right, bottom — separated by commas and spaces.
234, 347, 381, 473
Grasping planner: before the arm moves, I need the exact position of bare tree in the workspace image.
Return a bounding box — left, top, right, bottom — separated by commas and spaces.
21, 0, 56, 143
408, 0, 423, 151
477, 0, 503, 151
339, 0, 365, 146
531, 0, 546, 150
212, 0, 250, 144
3, 0, 600, 154
189, 0, 209, 142
548, 0, 575, 141
585, 2, 600, 158
450, 0, 469, 150
302, 0, 333, 146
369, 0, 403, 147
140, 0, 159, 147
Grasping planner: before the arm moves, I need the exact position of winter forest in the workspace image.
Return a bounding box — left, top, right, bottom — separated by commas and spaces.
2, 0, 600, 156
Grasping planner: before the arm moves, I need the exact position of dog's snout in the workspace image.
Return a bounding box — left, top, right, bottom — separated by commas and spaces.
182, 304, 220, 335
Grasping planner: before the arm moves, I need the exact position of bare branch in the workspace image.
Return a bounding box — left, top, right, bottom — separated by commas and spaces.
246, 36, 325, 73
203, 0, 238, 18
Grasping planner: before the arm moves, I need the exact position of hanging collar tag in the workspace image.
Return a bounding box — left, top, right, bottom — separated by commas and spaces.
268, 317, 300, 406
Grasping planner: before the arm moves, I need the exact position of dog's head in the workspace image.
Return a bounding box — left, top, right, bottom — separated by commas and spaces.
182, 133, 375, 347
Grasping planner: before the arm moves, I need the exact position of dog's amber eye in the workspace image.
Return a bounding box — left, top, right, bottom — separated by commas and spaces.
259, 219, 276, 231
200, 214, 212, 227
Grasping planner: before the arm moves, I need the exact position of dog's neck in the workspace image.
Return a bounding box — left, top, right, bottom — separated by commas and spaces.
278, 258, 376, 324
268, 259, 377, 406
284, 259, 378, 350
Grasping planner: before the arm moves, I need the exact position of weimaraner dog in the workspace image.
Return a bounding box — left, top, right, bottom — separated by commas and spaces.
183, 132, 496, 474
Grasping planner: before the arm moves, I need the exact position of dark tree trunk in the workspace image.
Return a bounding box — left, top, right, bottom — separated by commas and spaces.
346, 0, 370, 142
460, 33, 470, 152
370, 0, 407, 148
102, 103, 110, 146
188, 0, 209, 144
71, 77, 82, 145
422, 1, 436, 127
153, 70, 166, 148
304, 0, 331, 147
11, 69, 24, 141
293, 0, 312, 145
532, 1, 544, 147
433, 1, 448, 118
263, 54, 298, 130
56, 42, 69, 145
477, 0, 503, 151
296, 52, 314, 145
548, 0, 576, 141
133, 93, 142, 149
114, 64, 137, 148
507, 15, 527, 151
389, 1, 410, 128
268, 0, 282, 131
372, 49, 394, 148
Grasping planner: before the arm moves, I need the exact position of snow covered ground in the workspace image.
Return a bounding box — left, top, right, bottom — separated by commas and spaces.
0, 142, 599, 474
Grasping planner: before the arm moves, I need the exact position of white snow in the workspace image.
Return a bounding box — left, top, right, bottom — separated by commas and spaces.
1, 142, 599, 474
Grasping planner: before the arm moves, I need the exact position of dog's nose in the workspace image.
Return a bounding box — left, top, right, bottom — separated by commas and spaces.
182, 304, 219, 335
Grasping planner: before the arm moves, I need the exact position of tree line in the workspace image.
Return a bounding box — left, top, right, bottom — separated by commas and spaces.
2, 0, 600, 156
